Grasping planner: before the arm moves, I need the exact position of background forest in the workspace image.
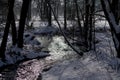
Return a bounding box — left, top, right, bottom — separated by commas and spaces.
0, 0, 120, 80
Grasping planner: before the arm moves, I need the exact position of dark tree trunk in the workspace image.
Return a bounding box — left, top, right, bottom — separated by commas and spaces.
84, 0, 90, 49
17, 0, 31, 48
64, 0, 67, 30
89, 0, 95, 50
74, 0, 82, 35
47, 0, 52, 26
26, 0, 32, 26
0, 0, 15, 58
11, 11, 17, 45
44, 0, 48, 20
100, 0, 120, 58
111, 0, 119, 24
37, 0, 42, 20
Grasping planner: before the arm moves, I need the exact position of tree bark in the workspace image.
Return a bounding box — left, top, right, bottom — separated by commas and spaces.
100, 0, 120, 58
84, 0, 90, 49
89, 0, 95, 50
111, 0, 119, 24
0, 0, 15, 58
74, 0, 82, 35
11, 11, 17, 45
47, 0, 52, 26
17, 0, 31, 48
64, 0, 67, 30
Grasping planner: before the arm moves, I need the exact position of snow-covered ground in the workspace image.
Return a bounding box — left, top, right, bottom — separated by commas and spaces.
42, 31, 120, 80
0, 20, 120, 80
42, 23, 120, 80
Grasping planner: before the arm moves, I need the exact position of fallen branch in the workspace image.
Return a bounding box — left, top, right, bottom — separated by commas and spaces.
46, 0, 83, 56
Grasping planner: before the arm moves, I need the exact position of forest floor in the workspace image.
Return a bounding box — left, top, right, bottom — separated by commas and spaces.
0, 21, 120, 80
42, 26, 120, 80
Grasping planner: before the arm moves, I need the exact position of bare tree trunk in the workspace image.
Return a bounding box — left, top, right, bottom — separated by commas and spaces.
26, 0, 32, 26
17, 0, 31, 48
0, 0, 15, 59
74, 0, 82, 35
11, 11, 17, 45
100, 0, 120, 58
89, 0, 95, 50
37, 0, 42, 20
111, 0, 119, 24
47, 0, 52, 26
64, 0, 67, 30
84, 0, 90, 49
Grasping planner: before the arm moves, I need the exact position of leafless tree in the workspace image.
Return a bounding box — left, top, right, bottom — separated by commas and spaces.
100, 0, 120, 58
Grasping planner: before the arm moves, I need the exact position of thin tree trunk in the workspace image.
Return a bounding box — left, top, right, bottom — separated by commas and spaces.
11, 11, 17, 45
89, 0, 95, 50
47, 0, 52, 26
64, 0, 67, 30
84, 0, 90, 49
26, 0, 32, 26
74, 0, 82, 35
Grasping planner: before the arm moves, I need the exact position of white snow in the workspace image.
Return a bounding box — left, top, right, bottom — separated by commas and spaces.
42, 58, 112, 80
0, 39, 50, 68
0, 15, 120, 80
46, 36, 76, 61
42, 26, 120, 80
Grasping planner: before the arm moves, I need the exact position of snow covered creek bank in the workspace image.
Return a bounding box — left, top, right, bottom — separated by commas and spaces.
42, 32, 120, 80
1, 29, 120, 80
0, 35, 78, 80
